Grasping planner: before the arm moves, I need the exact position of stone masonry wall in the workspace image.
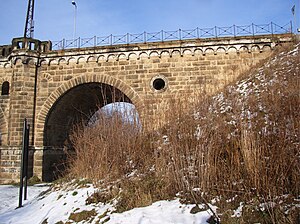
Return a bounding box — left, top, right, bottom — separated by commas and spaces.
0, 34, 294, 183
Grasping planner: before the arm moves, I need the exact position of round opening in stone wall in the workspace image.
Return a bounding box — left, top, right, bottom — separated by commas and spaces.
152, 78, 166, 91
153, 78, 166, 90
150, 75, 168, 92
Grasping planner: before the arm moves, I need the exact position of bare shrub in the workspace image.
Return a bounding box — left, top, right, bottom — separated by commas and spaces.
67, 105, 149, 182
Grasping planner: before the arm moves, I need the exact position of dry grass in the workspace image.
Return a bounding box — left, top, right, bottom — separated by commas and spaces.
65, 43, 299, 223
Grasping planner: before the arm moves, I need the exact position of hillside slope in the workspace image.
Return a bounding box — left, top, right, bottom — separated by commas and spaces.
210, 43, 299, 139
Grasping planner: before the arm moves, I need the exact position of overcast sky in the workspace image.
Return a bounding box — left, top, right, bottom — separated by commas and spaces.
0, 0, 298, 45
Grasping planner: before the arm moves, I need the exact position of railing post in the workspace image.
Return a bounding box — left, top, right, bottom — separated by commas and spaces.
215, 26, 218, 38
23, 121, 30, 201
270, 22, 274, 36
179, 29, 182, 40
161, 30, 164, 42
233, 25, 236, 37
110, 34, 113, 45
78, 37, 81, 48
197, 27, 199, 39
94, 36, 96, 47
18, 119, 30, 208
144, 31, 147, 43
252, 23, 255, 36
63, 39, 65, 50
127, 33, 129, 44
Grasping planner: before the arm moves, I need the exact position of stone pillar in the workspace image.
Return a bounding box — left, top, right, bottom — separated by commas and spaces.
8, 54, 37, 146
0, 38, 42, 183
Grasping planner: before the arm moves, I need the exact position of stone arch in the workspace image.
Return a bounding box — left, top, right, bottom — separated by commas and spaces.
36, 73, 142, 181
117, 53, 127, 61
216, 47, 226, 54
67, 57, 76, 64
1, 81, 9, 95
171, 49, 181, 57
251, 45, 261, 52
239, 46, 250, 53
77, 56, 86, 64
262, 45, 272, 52
128, 53, 138, 60
182, 49, 193, 56
160, 50, 170, 57
194, 48, 203, 55
36, 73, 142, 144
39, 73, 53, 82
58, 58, 67, 65
204, 47, 215, 55
149, 51, 160, 58
0, 77, 12, 85
13, 57, 23, 65
97, 55, 106, 62
3, 62, 11, 68
107, 54, 116, 61
40, 59, 48, 65
87, 55, 96, 63
49, 59, 59, 65
25, 58, 36, 65
139, 52, 149, 59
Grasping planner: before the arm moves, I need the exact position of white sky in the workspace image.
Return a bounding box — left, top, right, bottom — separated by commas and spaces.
0, 0, 299, 45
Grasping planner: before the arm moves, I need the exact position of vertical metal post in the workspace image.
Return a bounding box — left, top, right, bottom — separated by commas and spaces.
233, 25, 236, 37
270, 22, 274, 36
215, 26, 218, 38
23, 121, 30, 200
72, 1, 77, 41
18, 119, 28, 208
179, 29, 182, 40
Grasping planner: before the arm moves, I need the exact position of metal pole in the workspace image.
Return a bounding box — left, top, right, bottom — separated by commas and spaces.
18, 119, 27, 208
72, 1, 77, 41
23, 122, 30, 200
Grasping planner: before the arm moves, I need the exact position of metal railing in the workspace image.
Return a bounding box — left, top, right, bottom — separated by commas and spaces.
52, 22, 292, 50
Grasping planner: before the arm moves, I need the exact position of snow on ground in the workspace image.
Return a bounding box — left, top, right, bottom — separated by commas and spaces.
0, 185, 213, 224
0, 184, 50, 214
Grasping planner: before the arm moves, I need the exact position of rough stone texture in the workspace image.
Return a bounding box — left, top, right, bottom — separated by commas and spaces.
0, 34, 294, 183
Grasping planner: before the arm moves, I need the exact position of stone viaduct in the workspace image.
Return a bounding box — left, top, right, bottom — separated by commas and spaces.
0, 33, 293, 183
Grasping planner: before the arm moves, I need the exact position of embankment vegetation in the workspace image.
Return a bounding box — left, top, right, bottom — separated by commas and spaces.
65, 42, 299, 223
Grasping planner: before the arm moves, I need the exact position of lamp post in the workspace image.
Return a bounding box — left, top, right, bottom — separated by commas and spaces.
72, 1, 77, 42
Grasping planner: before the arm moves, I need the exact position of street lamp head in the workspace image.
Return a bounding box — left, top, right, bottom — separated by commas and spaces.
71, 1, 76, 6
